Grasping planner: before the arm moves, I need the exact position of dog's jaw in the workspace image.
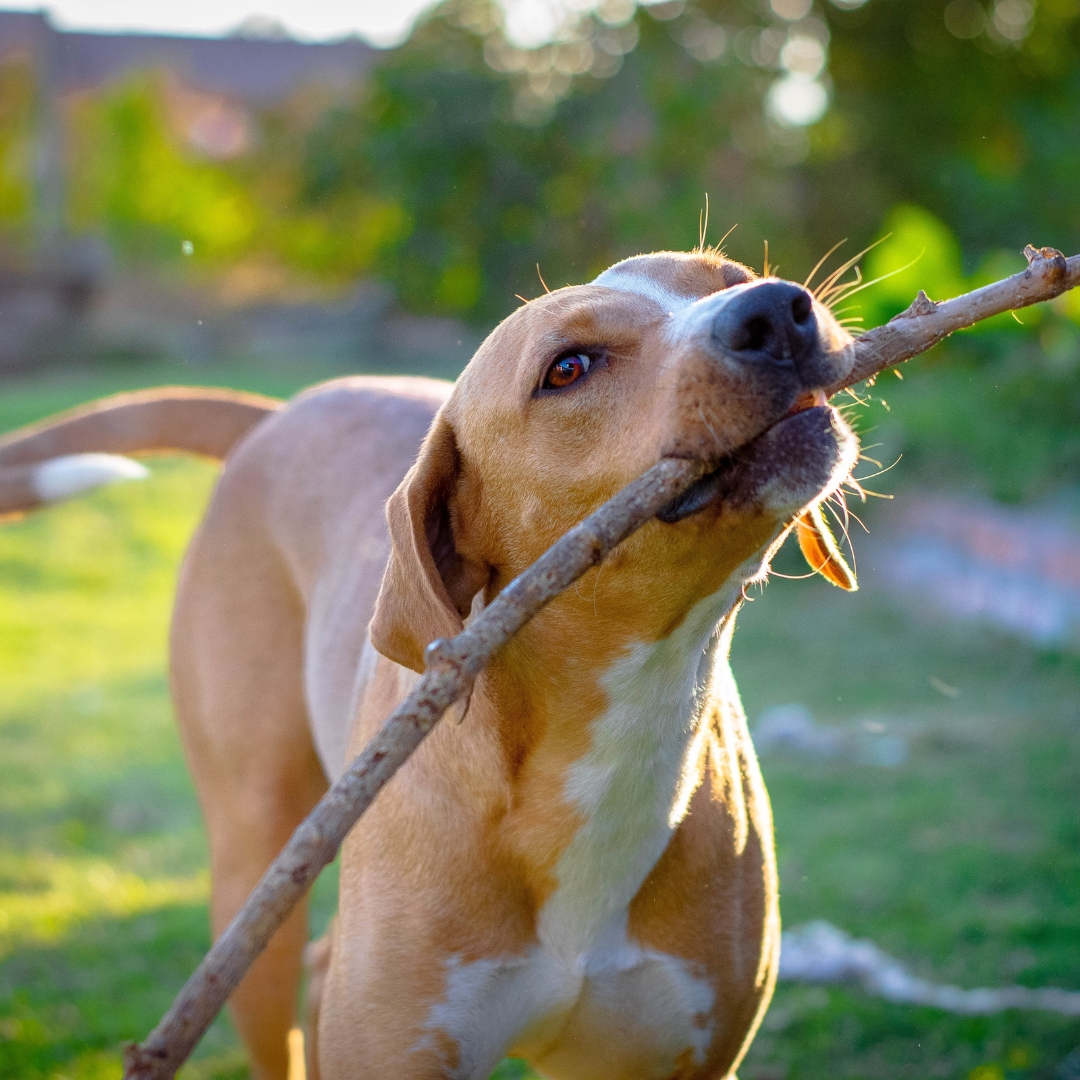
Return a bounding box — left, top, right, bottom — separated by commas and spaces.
657, 403, 859, 525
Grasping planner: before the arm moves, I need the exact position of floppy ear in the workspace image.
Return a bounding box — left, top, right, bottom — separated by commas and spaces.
369, 413, 490, 673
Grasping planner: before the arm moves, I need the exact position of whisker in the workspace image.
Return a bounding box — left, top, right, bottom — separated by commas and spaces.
803, 239, 848, 291
822, 499, 859, 578
713, 223, 738, 254
853, 454, 903, 482
842, 477, 868, 503
819, 266, 863, 308
826, 253, 925, 308
844, 504, 870, 533
815, 251, 870, 301
828, 489, 851, 531
813, 235, 891, 301
823, 497, 855, 553
591, 559, 605, 617
825, 490, 868, 535
698, 404, 724, 454
769, 568, 820, 581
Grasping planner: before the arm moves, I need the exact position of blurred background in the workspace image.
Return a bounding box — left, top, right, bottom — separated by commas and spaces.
0, 1, 1078, 1078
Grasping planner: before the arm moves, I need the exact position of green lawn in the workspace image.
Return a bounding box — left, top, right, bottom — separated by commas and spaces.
1, 358, 1078, 1080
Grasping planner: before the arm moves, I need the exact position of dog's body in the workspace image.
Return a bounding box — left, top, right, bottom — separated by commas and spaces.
1, 252, 857, 1079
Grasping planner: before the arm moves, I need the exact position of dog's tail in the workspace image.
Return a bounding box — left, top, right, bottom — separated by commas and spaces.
0, 386, 282, 517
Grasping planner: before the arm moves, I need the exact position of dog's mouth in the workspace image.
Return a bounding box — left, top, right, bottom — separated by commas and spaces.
657, 386, 860, 589
656, 389, 839, 525
786, 388, 829, 416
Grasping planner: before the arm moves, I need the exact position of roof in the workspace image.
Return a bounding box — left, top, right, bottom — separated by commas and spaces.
0, 10, 376, 103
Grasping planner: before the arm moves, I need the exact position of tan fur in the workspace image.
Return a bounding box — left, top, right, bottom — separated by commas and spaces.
0, 386, 280, 466
7, 251, 858, 1080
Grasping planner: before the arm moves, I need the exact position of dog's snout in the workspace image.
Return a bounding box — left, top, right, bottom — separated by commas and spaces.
712, 281, 819, 368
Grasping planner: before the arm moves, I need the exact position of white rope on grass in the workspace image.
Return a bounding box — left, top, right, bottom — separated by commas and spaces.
780, 921, 1080, 1016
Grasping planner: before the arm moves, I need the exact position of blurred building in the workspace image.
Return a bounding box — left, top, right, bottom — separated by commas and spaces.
0, 10, 375, 370
0, 10, 374, 104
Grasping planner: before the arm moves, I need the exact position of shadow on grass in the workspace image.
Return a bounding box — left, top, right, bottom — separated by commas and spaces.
0, 887, 538, 1080
0, 900, 240, 1080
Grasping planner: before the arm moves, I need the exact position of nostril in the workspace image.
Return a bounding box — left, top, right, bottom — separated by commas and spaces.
712, 279, 819, 365
791, 291, 812, 325
744, 315, 771, 352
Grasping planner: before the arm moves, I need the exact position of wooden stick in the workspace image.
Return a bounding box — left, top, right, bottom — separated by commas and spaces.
123, 454, 709, 1080
830, 245, 1080, 394
123, 245, 1080, 1080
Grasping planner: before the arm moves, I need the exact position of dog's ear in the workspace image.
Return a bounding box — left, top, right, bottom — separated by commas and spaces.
369, 413, 489, 673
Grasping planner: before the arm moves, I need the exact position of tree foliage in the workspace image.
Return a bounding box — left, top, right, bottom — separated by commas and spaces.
35, 0, 1080, 329
291, 0, 1080, 323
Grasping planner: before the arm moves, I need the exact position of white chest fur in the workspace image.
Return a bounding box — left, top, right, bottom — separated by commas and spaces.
416, 573, 755, 1080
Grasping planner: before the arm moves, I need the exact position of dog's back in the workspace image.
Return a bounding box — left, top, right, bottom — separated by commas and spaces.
190, 375, 451, 780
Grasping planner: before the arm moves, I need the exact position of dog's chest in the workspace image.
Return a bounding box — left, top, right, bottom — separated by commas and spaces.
418, 586, 742, 1079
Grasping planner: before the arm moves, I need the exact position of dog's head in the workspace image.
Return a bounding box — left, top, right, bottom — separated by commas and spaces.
372, 250, 859, 672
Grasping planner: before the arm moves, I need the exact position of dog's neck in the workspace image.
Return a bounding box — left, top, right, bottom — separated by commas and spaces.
537, 595, 743, 960
471, 556, 761, 958
357, 549, 766, 965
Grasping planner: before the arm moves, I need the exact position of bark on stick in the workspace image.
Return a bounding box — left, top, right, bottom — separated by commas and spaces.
123, 245, 1080, 1080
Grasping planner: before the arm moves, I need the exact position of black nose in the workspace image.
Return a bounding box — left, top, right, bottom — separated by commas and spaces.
712, 281, 818, 367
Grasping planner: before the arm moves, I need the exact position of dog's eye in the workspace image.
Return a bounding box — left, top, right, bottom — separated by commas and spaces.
543, 353, 591, 390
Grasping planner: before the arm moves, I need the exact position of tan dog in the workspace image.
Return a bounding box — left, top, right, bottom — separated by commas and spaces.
1, 251, 857, 1080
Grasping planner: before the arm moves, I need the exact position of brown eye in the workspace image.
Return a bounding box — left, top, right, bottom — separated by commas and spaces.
543, 353, 592, 390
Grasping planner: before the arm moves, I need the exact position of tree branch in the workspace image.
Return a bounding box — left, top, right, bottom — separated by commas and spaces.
123, 246, 1080, 1080
833, 246, 1080, 394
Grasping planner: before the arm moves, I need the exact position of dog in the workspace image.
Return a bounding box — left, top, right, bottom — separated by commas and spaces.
0, 250, 858, 1080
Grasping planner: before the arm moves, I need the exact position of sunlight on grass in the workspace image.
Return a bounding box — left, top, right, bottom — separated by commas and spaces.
0, 457, 217, 713
0, 857, 207, 959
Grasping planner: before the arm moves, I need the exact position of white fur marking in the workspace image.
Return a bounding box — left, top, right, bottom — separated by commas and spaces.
591, 268, 697, 314
539, 582, 742, 962
414, 951, 572, 1079
31, 453, 148, 502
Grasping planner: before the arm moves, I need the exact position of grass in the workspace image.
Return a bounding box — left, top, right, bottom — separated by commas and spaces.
1, 355, 1078, 1080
